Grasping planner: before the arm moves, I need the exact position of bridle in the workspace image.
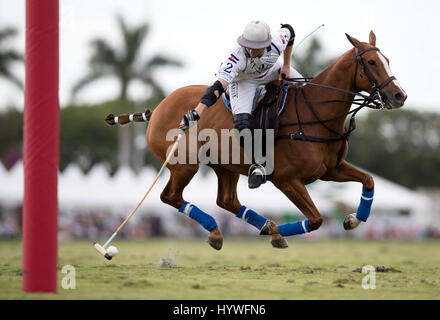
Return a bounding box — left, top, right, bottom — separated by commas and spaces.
277, 44, 399, 164
353, 46, 396, 106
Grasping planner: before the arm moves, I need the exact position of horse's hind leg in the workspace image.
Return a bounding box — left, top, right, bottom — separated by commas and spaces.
161, 164, 223, 250
320, 160, 375, 230
211, 165, 288, 249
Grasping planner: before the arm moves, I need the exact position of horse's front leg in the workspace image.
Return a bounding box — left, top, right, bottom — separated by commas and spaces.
274, 179, 324, 236
320, 160, 375, 230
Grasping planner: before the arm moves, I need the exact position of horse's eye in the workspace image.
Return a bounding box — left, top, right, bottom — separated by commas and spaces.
368, 60, 376, 66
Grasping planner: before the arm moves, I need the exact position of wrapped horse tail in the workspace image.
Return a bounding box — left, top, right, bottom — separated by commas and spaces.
105, 108, 152, 126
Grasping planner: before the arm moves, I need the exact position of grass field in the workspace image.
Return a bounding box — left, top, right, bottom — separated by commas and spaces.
0, 238, 439, 300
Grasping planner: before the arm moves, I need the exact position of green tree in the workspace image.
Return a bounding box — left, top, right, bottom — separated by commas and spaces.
292, 37, 336, 78
0, 100, 161, 174
0, 27, 23, 90
347, 109, 440, 189
60, 101, 119, 172
59, 100, 161, 174
71, 16, 182, 168
0, 108, 22, 169
71, 16, 182, 101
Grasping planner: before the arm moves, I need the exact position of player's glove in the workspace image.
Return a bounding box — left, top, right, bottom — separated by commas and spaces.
179, 110, 200, 131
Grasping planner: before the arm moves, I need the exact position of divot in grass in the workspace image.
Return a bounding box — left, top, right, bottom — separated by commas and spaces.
157, 249, 178, 268
352, 266, 401, 273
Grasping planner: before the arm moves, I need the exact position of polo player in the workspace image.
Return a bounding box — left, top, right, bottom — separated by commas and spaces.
178, 20, 303, 189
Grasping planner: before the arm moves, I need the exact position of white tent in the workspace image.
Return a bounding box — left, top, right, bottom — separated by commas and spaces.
58, 163, 89, 209
308, 171, 436, 227
0, 161, 23, 206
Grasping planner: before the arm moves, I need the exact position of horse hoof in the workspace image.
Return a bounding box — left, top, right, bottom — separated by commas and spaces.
271, 235, 289, 249
343, 213, 361, 230
208, 228, 223, 251
208, 237, 223, 250
260, 220, 279, 235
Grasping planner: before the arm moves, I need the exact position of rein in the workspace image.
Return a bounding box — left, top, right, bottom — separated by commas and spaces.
278, 46, 395, 144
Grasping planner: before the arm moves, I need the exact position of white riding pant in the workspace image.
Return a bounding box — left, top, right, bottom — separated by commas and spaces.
229, 61, 303, 115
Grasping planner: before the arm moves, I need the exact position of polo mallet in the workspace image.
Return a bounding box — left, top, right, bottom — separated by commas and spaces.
292, 24, 325, 56
93, 130, 184, 260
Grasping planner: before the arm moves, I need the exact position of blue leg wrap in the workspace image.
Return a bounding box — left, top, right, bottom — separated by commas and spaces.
356, 187, 374, 222
236, 206, 268, 230
179, 202, 217, 232
278, 220, 311, 237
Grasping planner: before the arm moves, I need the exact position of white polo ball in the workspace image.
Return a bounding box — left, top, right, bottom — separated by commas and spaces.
107, 246, 119, 257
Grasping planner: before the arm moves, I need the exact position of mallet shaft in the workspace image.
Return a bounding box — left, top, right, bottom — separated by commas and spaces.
103, 232, 118, 249
292, 24, 325, 55
104, 132, 184, 245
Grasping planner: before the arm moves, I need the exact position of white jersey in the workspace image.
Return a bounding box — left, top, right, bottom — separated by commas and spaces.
216, 28, 291, 83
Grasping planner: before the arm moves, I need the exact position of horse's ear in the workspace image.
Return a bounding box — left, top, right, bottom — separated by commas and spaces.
369, 30, 376, 46
345, 33, 361, 48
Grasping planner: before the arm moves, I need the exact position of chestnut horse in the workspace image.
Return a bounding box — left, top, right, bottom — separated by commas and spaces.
110, 31, 407, 250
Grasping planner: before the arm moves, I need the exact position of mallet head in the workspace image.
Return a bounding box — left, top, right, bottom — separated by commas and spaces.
93, 242, 112, 260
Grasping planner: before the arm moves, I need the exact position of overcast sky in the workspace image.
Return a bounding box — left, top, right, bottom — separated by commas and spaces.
0, 0, 439, 113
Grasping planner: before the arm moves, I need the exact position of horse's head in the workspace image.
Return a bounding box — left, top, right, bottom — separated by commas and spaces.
345, 31, 407, 109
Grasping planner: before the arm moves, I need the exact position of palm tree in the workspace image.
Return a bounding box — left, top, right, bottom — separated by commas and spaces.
0, 27, 23, 90
71, 16, 183, 168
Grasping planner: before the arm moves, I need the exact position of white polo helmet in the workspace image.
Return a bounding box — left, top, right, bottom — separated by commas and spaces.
237, 20, 272, 49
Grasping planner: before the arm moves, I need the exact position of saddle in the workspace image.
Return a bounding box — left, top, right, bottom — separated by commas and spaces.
251, 80, 288, 136
222, 79, 289, 135
222, 80, 289, 166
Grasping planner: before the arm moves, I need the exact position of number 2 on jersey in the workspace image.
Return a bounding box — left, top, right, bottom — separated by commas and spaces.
223, 62, 233, 74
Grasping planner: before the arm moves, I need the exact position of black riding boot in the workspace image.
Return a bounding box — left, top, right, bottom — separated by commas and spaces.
232, 113, 267, 189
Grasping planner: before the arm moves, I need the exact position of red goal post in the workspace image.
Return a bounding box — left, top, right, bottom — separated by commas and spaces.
22, 0, 59, 293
